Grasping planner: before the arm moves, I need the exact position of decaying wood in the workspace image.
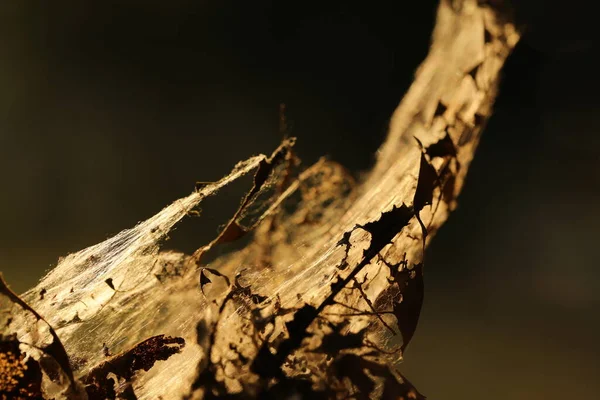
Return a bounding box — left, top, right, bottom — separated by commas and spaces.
1, 1, 519, 398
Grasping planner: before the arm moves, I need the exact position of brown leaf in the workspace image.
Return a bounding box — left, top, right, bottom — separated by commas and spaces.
83, 334, 185, 400
193, 138, 296, 267
0, 274, 75, 386
393, 263, 424, 353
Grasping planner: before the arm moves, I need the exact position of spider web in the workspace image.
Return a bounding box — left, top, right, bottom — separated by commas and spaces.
3, 1, 519, 398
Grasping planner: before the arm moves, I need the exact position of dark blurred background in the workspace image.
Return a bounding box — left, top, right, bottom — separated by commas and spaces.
1, 1, 598, 398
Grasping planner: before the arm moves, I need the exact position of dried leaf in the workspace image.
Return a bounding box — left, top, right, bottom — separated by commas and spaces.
0, 274, 75, 386
83, 334, 185, 399
193, 138, 296, 265
393, 263, 425, 352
